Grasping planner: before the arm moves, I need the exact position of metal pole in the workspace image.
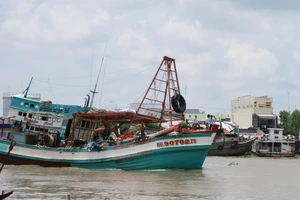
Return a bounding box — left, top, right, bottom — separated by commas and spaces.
1, 118, 4, 138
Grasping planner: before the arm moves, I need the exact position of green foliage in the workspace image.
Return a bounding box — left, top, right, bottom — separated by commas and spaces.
279, 109, 300, 136
144, 123, 160, 129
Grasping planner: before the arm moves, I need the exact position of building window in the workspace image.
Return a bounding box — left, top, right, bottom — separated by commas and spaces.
28, 114, 33, 118
259, 106, 264, 108
250, 105, 253, 108
247, 105, 249, 108
22, 112, 27, 117
18, 111, 22, 116
266, 105, 270, 108
242, 106, 245, 108
238, 106, 241, 109
275, 136, 278, 139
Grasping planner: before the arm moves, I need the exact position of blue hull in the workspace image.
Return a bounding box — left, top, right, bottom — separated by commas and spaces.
0, 133, 214, 170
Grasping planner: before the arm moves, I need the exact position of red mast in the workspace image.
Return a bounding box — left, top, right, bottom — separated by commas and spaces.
134, 56, 185, 128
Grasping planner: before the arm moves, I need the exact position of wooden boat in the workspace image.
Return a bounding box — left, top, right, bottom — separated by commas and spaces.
208, 127, 256, 156
0, 56, 215, 170
0, 191, 13, 200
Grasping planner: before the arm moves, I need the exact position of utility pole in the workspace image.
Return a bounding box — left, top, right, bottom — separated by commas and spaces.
288, 91, 290, 113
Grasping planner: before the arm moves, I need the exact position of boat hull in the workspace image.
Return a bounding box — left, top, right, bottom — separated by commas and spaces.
207, 138, 255, 156
0, 133, 215, 170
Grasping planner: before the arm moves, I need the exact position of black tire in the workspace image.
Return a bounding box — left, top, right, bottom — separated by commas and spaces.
218, 145, 223, 151
171, 94, 186, 113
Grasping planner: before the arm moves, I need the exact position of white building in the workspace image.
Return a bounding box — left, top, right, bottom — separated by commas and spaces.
231, 95, 275, 128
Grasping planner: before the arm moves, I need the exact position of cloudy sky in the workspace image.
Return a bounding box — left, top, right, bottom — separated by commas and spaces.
1, 0, 300, 117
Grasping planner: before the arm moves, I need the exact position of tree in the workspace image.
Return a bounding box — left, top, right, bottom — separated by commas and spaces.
289, 109, 300, 136
279, 110, 291, 134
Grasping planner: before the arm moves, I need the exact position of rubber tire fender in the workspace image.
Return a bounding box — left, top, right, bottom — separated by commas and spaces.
171, 94, 186, 113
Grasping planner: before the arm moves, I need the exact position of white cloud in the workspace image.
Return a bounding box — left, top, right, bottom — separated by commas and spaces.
222, 42, 279, 78
160, 18, 207, 46
1, 0, 300, 117
1, 2, 110, 43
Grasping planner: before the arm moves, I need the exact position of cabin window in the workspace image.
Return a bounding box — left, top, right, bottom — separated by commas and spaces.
30, 126, 34, 130
90, 122, 95, 129
38, 116, 41, 120
57, 118, 61, 123
33, 115, 36, 119
45, 129, 49, 133
64, 108, 70, 113
246, 105, 249, 108
30, 104, 34, 108
22, 112, 27, 117
238, 106, 241, 109
259, 106, 264, 108
35, 127, 39, 131
266, 105, 270, 108
28, 114, 33, 118
48, 118, 52, 122
274, 130, 279, 134
250, 105, 253, 108
35, 105, 39, 109
26, 124, 29, 129
242, 106, 245, 108
18, 111, 22, 116
24, 102, 29, 107
81, 120, 86, 128
41, 116, 47, 121
20, 102, 24, 106
86, 121, 90, 128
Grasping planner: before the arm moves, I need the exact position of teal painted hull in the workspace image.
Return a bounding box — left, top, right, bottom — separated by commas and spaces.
0, 133, 214, 170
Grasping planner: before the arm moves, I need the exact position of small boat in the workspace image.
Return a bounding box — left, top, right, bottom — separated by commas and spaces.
0, 141, 16, 199
207, 126, 256, 156
0, 191, 14, 200
0, 56, 215, 170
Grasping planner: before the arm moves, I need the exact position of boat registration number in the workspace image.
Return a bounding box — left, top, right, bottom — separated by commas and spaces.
156, 139, 197, 148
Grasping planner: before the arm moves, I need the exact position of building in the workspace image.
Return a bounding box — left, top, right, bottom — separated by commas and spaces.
231, 95, 276, 129
2, 92, 41, 117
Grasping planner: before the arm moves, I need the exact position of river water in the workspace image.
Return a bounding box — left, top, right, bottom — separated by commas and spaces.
0, 156, 299, 200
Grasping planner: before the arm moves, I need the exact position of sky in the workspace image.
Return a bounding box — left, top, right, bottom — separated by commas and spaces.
1, 0, 300, 117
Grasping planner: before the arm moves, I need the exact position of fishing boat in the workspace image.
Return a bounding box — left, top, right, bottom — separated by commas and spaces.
207, 127, 256, 156
0, 56, 215, 170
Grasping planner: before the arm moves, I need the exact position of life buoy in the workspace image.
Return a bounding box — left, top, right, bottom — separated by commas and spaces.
171, 94, 186, 113
218, 145, 223, 150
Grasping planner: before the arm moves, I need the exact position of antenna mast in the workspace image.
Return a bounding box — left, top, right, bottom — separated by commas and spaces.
22, 77, 33, 98
89, 46, 107, 107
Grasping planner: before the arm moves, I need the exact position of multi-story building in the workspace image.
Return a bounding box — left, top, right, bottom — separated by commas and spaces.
231, 95, 276, 129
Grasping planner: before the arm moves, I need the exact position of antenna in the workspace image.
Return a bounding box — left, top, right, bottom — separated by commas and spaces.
89, 50, 94, 92
22, 77, 33, 98
89, 45, 107, 107
99, 52, 108, 108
